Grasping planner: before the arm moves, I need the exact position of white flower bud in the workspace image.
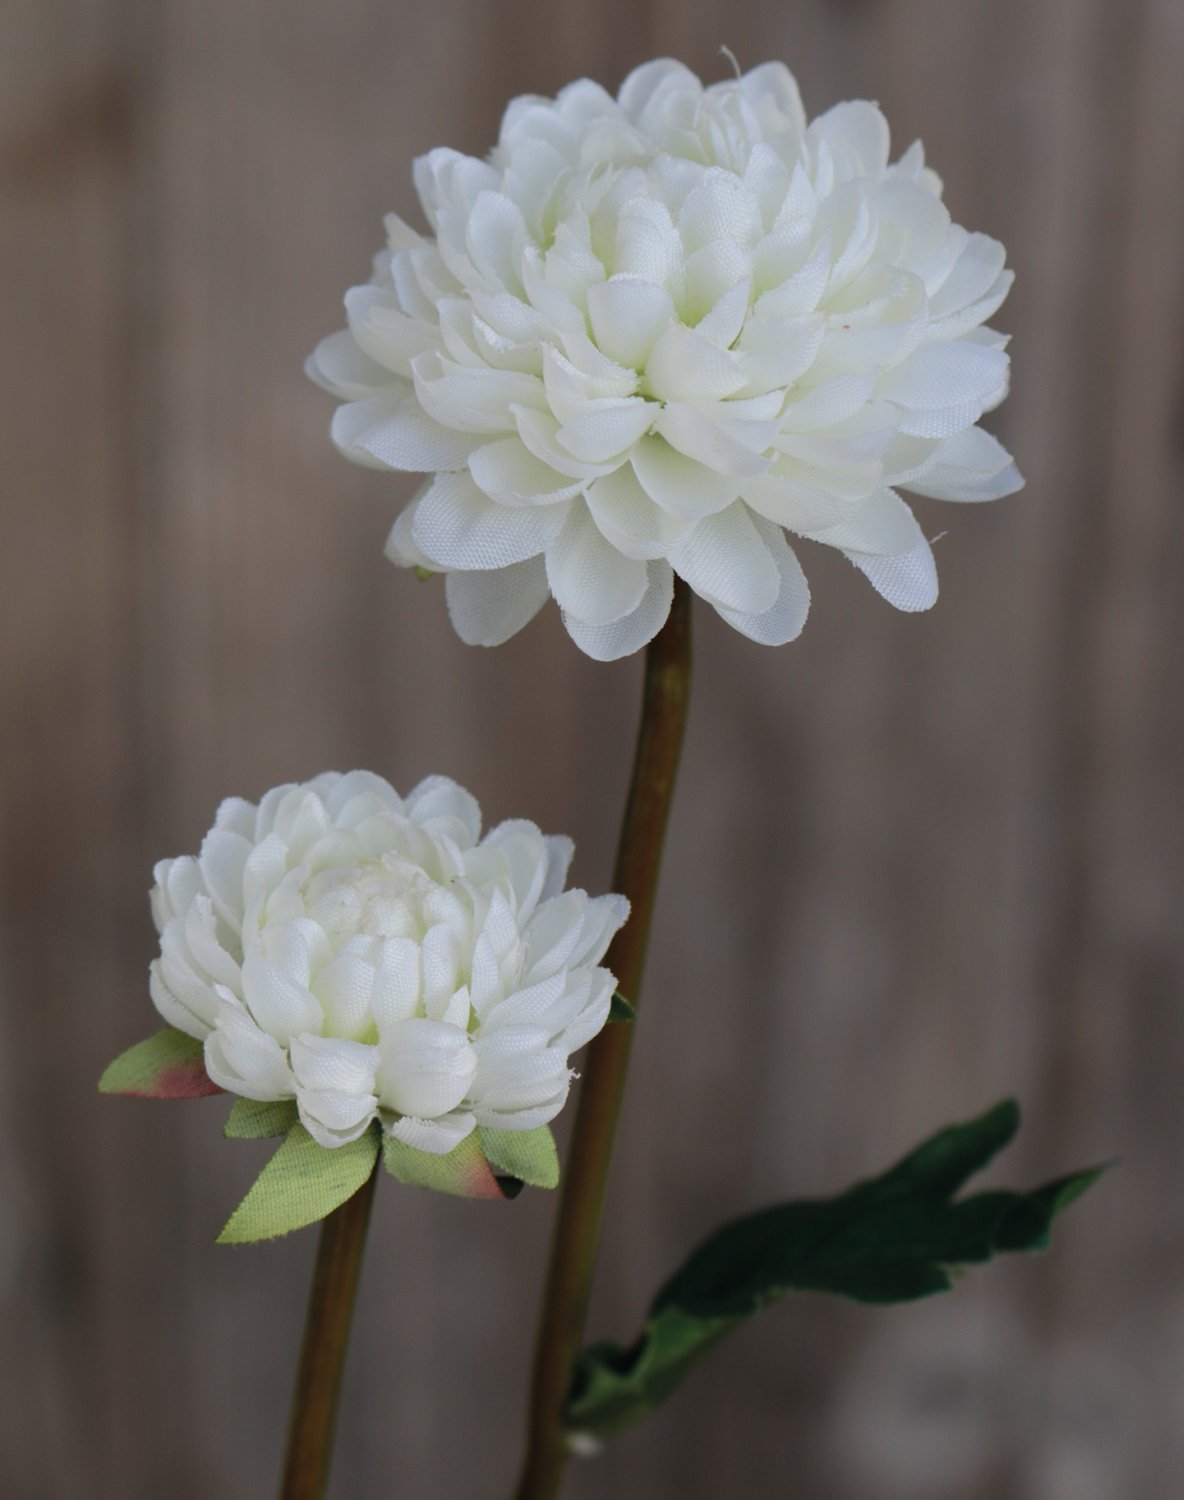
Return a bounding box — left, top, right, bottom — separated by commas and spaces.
147, 772, 628, 1151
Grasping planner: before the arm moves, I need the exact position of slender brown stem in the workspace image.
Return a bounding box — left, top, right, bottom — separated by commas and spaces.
279, 1158, 380, 1500
515, 578, 693, 1500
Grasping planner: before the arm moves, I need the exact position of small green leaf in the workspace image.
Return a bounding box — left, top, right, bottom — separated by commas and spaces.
478, 1125, 560, 1190
413, 565, 437, 582
99, 1028, 222, 1099
565, 1101, 1106, 1441
382, 1130, 508, 1199
607, 993, 636, 1024
217, 1123, 379, 1244
224, 1098, 299, 1140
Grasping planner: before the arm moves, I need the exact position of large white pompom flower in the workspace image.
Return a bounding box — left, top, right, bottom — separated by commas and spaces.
308, 58, 1022, 659
148, 771, 628, 1152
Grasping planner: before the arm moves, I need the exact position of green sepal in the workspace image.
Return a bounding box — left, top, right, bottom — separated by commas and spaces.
382, 1130, 508, 1199
224, 1097, 299, 1140
413, 565, 437, 582
478, 1125, 560, 1190
607, 993, 636, 1024
99, 1027, 223, 1099
565, 1101, 1106, 1441
217, 1122, 379, 1244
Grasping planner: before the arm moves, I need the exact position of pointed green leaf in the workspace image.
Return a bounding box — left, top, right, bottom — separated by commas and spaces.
382, 1130, 507, 1199
99, 1028, 223, 1099
217, 1123, 379, 1244
608, 993, 636, 1024
478, 1125, 560, 1190
224, 1097, 299, 1140
566, 1101, 1106, 1441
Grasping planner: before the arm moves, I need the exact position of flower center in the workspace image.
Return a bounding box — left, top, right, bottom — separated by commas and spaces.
303, 854, 442, 944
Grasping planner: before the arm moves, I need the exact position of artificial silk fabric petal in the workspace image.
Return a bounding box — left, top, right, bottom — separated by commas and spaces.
134, 773, 628, 1154
310, 57, 1022, 654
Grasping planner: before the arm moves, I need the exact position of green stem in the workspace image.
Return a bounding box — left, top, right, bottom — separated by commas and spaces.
515, 578, 693, 1500
279, 1159, 380, 1500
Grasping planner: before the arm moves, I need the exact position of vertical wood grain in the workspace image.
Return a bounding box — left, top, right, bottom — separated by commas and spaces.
1, 2, 1180, 1496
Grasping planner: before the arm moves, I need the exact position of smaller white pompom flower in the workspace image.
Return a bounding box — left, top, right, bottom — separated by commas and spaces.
309, 57, 1022, 660
104, 771, 627, 1218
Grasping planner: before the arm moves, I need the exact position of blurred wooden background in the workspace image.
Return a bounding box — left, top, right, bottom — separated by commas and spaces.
2, 1, 1182, 1496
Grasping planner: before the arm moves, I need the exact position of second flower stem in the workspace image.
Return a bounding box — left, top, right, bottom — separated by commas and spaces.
279, 1157, 380, 1500
515, 578, 693, 1500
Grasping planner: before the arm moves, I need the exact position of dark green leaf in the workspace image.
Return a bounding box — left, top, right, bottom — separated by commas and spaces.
608, 993, 636, 1024
566, 1101, 1106, 1440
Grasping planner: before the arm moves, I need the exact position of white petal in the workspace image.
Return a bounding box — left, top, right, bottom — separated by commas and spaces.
405, 775, 482, 844
540, 836, 574, 902
204, 1001, 292, 1100
298, 1093, 378, 1148
290, 1034, 379, 1095
668, 504, 780, 614
812, 100, 890, 176
619, 59, 700, 121
465, 191, 528, 294
468, 439, 585, 505
313, 952, 378, 1040
482, 972, 568, 1031
149, 962, 212, 1040
586, 277, 675, 370
844, 507, 938, 611
305, 329, 390, 400
385, 497, 437, 570
546, 503, 649, 626
480, 819, 549, 917
805, 488, 923, 554
569, 893, 630, 967
678, 170, 763, 254
524, 890, 586, 979
411, 471, 567, 570
331, 390, 481, 472
371, 936, 422, 1028
713, 518, 811, 645
694, 278, 752, 349
241, 954, 323, 1043
645, 325, 747, 403
556, 401, 656, 464
905, 426, 1024, 502
585, 466, 694, 559
654, 404, 773, 479
878, 343, 1010, 426
377, 1019, 477, 1118
614, 197, 682, 285
737, 61, 807, 137
182, 897, 242, 991
445, 557, 551, 646
344, 285, 439, 372
411, 350, 542, 434
513, 406, 618, 480
929, 233, 1007, 318
631, 437, 741, 520
387, 1110, 476, 1154
421, 923, 463, 1016
562, 559, 674, 661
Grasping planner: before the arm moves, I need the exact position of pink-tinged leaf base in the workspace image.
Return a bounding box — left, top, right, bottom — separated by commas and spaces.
126, 1058, 223, 1099
382, 1130, 508, 1199
99, 1027, 223, 1099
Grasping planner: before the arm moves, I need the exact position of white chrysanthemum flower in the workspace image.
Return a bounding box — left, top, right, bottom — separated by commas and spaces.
308, 58, 1022, 659
148, 771, 628, 1152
